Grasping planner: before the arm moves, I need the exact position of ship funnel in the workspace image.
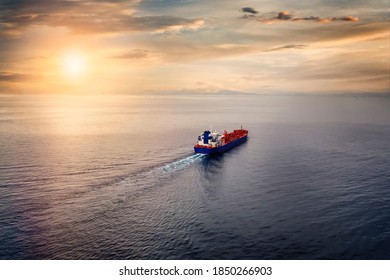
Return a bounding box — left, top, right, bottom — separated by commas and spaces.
203, 131, 210, 144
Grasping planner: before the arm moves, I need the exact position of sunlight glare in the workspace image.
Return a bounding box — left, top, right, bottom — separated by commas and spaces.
62, 52, 87, 79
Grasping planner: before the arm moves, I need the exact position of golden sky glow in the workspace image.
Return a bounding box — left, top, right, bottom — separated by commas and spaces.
0, 0, 388, 95
62, 51, 87, 79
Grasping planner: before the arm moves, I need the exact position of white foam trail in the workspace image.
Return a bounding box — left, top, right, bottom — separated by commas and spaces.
160, 154, 206, 173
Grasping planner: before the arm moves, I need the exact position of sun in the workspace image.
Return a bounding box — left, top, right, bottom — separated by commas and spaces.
62, 51, 87, 79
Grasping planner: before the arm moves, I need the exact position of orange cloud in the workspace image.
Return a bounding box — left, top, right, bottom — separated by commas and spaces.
244, 10, 359, 24
0, 0, 206, 37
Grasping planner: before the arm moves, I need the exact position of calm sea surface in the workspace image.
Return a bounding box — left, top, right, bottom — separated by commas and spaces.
1, 93, 390, 259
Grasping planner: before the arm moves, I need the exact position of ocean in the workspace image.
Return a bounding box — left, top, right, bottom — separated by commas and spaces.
1, 93, 390, 259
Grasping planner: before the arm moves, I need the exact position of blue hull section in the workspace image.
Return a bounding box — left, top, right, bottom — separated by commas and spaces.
194, 135, 247, 155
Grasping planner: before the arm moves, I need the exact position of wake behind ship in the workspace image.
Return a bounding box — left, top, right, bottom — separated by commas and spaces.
194, 127, 248, 155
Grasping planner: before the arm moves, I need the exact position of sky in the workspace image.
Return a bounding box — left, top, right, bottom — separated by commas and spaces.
0, 0, 388, 95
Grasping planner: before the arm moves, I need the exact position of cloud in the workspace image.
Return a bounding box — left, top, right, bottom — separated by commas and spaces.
300, 22, 388, 44
247, 10, 359, 24
111, 49, 150, 59
240, 7, 259, 15
292, 15, 359, 23
107, 20, 387, 63
133, 40, 253, 63
277, 11, 292, 20
266, 44, 308, 52
0, 0, 205, 37
152, 18, 205, 33
268, 49, 389, 90
0, 72, 34, 82
111, 49, 158, 60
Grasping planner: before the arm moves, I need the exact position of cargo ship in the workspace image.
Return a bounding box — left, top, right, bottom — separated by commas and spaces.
194, 127, 248, 155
